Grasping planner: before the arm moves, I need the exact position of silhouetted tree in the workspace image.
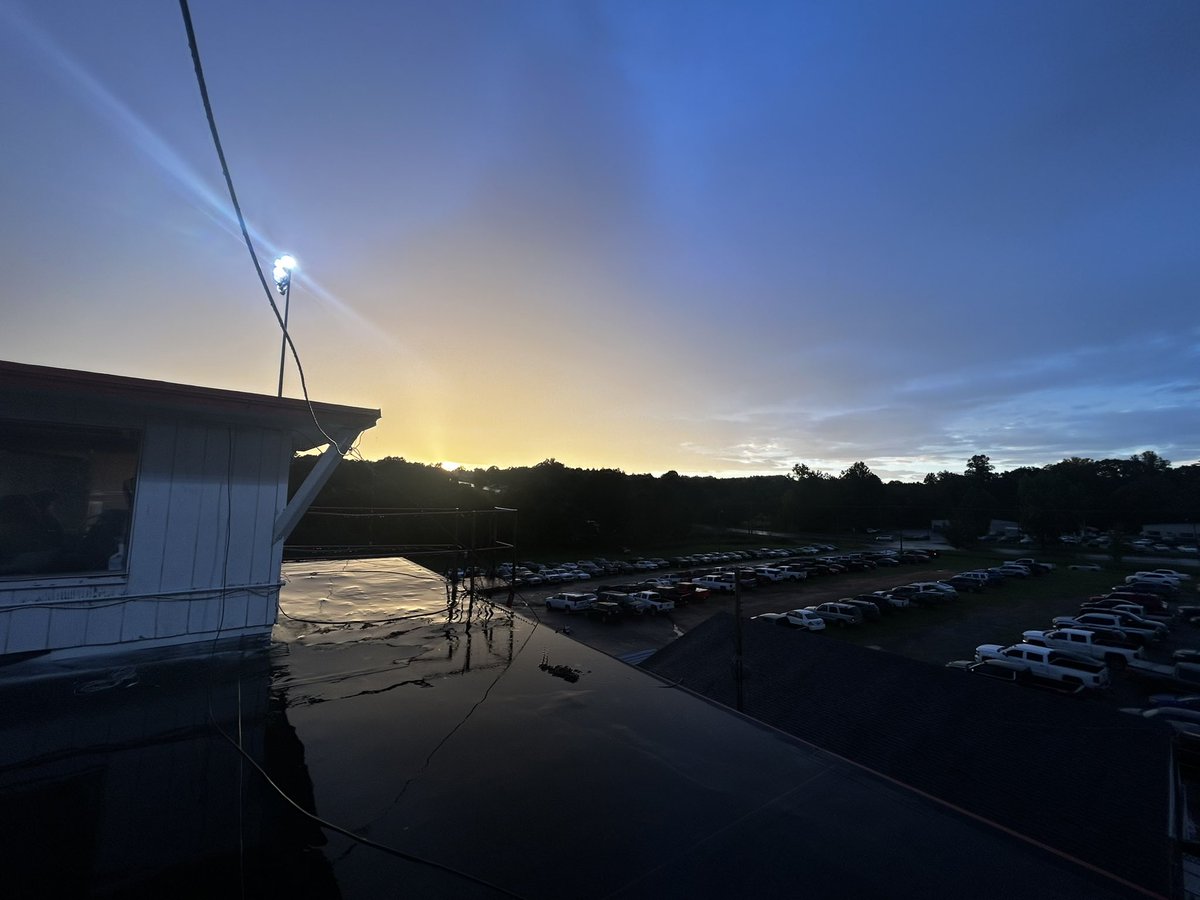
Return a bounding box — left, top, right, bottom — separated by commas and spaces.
965, 454, 995, 481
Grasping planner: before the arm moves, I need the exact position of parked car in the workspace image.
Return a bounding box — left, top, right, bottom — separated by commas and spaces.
973, 570, 1007, 586
805, 602, 863, 627
839, 598, 882, 621
1148, 694, 1200, 710
974, 643, 1110, 689
693, 575, 735, 593
775, 564, 810, 580
869, 591, 912, 609
946, 659, 1022, 683
1151, 569, 1193, 581
954, 572, 990, 587
852, 594, 894, 614
754, 567, 786, 582
626, 590, 675, 613
944, 576, 984, 593
907, 581, 958, 596
1052, 611, 1168, 642
753, 609, 827, 632
888, 585, 949, 606
545, 592, 597, 612
1119, 581, 1178, 598
1014, 558, 1055, 574
1080, 599, 1144, 617
992, 564, 1031, 578
1021, 628, 1144, 665
1102, 591, 1172, 614
1130, 571, 1181, 587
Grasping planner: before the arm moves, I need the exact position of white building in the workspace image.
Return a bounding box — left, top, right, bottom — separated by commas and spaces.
0, 360, 378, 659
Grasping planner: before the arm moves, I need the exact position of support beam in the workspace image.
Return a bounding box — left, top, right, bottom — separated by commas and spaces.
273, 428, 361, 544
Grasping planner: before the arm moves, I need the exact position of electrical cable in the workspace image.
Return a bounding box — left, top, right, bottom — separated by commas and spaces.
209, 547, 530, 898
0, 583, 283, 615
206, 710, 527, 899
176, 0, 347, 455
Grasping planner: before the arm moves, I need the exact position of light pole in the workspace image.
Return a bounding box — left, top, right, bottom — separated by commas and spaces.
273, 254, 297, 397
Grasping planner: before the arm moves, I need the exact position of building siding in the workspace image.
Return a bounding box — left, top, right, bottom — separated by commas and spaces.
0, 419, 289, 655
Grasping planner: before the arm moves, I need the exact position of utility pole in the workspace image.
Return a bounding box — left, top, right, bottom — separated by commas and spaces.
734, 575, 744, 712
272, 255, 296, 397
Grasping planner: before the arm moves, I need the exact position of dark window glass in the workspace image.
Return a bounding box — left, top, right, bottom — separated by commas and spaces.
0, 422, 139, 577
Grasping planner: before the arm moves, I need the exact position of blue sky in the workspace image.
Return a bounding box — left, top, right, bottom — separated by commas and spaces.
1, 1, 1197, 480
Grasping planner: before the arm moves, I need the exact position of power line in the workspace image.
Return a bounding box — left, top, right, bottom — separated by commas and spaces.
177, 0, 348, 454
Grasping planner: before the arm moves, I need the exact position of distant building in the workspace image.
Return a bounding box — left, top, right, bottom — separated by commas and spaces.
0, 360, 378, 659
1142, 523, 1199, 543
989, 519, 1020, 537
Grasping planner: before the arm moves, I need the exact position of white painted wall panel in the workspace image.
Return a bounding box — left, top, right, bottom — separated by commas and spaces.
192, 428, 230, 590
224, 428, 264, 589
246, 593, 272, 633
155, 598, 190, 638
126, 421, 176, 597
83, 603, 124, 648
160, 421, 209, 592
249, 429, 286, 583
187, 595, 221, 634
5, 606, 50, 654
224, 592, 249, 631
119, 600, 159, 642
47, 605, 88, 649
1, 411, 306, 655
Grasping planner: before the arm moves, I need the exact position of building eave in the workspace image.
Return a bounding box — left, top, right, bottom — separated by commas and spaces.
0, 360, 380, 451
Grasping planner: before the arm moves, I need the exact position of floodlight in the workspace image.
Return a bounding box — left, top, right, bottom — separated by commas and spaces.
273, 254, 297, 294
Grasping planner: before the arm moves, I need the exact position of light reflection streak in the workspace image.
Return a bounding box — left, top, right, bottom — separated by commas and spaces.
2, 4, 390, 343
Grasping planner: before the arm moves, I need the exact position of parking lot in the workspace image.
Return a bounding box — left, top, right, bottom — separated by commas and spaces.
513, 557, 1200, 708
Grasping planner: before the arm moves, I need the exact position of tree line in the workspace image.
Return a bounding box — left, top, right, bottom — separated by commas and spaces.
287, 451, 1200, 552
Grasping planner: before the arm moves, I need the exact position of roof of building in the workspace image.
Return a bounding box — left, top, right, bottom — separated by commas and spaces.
0, 359, 379, 451
642, 612, 1172, 896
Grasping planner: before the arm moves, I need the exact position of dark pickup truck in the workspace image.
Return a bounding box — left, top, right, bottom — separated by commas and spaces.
1125, 660, 1200, 691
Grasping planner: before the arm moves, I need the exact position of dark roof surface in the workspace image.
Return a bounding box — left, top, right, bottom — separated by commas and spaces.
0, 359, 379, 450
643, 613, 1172, 896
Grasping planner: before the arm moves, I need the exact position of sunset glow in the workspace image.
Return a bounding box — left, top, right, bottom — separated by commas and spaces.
1, 1, 1196, 480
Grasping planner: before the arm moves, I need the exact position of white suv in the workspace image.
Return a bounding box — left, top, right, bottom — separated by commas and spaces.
545, 592, 597, 612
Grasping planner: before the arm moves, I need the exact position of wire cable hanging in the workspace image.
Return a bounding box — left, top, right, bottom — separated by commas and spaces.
177, 0, 348, 454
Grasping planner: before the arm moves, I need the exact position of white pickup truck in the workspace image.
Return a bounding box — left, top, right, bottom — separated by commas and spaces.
626, 590, 675, 613
974, 643, 1111, 688
776, 565, 809, 580
1020, 628, 1144, 666
693, 575, 735, 593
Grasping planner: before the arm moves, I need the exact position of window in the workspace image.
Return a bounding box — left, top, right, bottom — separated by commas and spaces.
0, 422, 139, 578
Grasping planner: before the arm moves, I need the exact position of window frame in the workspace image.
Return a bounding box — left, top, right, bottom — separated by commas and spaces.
0, 420, 142, 582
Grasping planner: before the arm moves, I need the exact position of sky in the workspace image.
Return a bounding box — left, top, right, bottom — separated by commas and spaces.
1, 1, 1197, 481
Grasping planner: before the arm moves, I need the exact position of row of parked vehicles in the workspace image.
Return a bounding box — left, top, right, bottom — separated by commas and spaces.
501, 547, 803, 587
753, 559, 1054, 632
538, 545, 954, 621
508, 543, 966, 590
958, 569, 1196, 693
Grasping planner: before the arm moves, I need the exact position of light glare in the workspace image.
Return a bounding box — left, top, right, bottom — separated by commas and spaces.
273, 253, 297, 294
